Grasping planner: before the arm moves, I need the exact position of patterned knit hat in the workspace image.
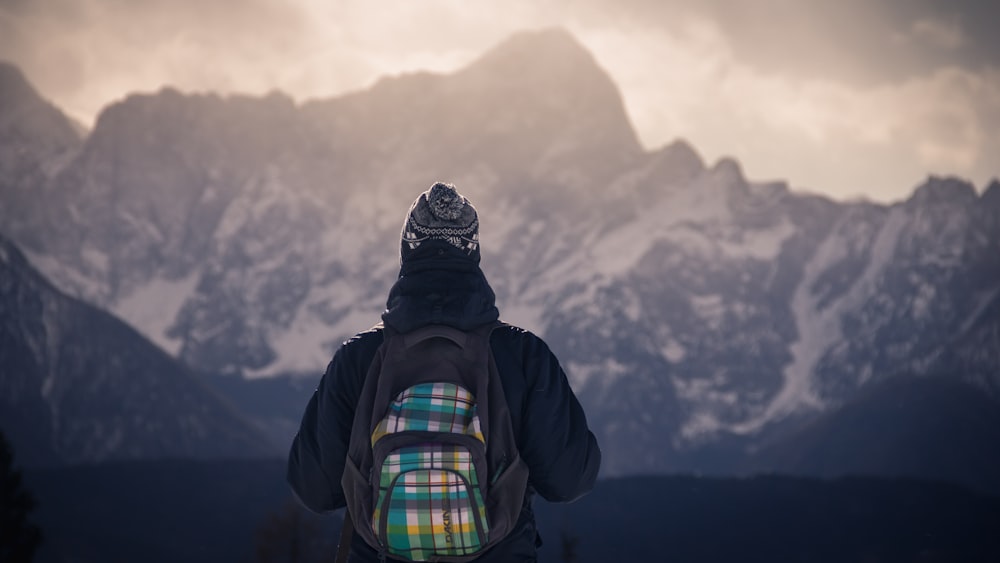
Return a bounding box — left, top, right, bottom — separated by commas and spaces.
401, 182, 480, 261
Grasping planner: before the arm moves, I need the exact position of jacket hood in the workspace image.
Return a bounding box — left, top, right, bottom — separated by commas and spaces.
381, 240, 499, 333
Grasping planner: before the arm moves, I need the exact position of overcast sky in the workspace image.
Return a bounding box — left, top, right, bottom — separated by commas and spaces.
2, 0, 998, 202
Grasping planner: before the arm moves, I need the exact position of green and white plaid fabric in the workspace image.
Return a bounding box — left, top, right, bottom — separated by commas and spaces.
372, 383, 489, 560
374, 444, 487, 559
372, 382, 484, 446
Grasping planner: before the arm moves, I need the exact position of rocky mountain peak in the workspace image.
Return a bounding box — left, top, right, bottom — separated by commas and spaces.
907, 175, 978, 208
0, 61, 81, 147
646, 139, 706, 185
303, 27, 644, 196
468, 27, 600, 77
0, 61, 36, 106
982, 178, 1000, 208
707, 156, 748, 196
89, 87, 298, 160
453, 27, 643, 164
0, 62, 83, 252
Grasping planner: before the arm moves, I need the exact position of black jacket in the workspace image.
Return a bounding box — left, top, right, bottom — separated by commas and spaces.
287, 242, 601, 562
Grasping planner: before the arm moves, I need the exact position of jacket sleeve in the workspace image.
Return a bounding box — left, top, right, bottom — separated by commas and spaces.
518, 333, 601, 503
286, 336, 371, 513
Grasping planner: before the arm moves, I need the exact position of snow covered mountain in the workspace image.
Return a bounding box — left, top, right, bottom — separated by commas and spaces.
0, 234, 273, 466
1, 28, 998, 475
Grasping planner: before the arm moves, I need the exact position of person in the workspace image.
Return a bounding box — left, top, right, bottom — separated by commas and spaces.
287, 182, 601, 562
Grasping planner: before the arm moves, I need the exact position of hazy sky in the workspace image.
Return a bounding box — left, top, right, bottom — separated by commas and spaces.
2, 0, 998, 202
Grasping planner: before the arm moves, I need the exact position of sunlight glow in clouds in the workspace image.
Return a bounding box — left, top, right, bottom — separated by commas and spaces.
904, 17, 965, 51
2, 0, 997, 202
578, 18, 999, 199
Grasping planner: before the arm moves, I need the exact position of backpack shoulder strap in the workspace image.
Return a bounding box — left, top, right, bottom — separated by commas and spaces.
402, 324, 470, 349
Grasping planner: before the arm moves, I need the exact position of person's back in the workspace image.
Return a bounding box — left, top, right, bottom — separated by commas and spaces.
287, 182, 601, 562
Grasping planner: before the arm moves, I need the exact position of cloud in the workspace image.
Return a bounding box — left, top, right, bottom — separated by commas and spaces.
1, 0, 997, 202
907, 17, 965, 51
576, 17, 1000, 200
2, 0, 320, 118
0, 0, 565, 121
575, 0, 1000, 85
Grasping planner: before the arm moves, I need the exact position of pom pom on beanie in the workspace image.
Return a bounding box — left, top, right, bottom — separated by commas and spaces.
427, 183, 466, 220
400, 182, 480, 262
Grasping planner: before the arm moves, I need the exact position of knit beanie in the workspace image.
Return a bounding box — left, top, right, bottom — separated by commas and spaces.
400, 182, 480, 262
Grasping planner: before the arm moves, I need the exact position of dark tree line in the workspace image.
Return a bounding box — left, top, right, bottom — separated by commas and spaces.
0, 429, 42, 563
254, 499, 337, 563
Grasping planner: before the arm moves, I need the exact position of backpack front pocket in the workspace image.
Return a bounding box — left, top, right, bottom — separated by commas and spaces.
373, 443, 489, 561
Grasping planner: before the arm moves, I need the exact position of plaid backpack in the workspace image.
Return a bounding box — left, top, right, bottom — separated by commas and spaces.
342, 322, 529, 562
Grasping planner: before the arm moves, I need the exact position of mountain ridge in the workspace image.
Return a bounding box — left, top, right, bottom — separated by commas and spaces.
0, 233, 275, 466
1, 29, 997, 479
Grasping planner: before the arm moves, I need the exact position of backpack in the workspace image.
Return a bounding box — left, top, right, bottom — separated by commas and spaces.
342, 322, 529, 562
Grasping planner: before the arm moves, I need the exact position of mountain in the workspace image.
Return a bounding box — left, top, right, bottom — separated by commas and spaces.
1, 28, 999, 481
300, 27, 643, 193
0, 62, 82, 249
0, 234, 273, 465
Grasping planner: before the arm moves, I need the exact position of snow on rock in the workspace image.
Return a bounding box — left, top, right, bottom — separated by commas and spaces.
589, 170, 735, 277
717, 217, 796, 260
678, 411, 725, 443
499, 301, 548, 337
959, 288, 1000, 336
588, 169, 793, 280
565, 358, 630, 391
245, 308, 337, 379
112, 273, 200, 355
661, 339, 686, 363
691, 294, 726, 329
23, 249, 109, 305
733, 206, 909, 433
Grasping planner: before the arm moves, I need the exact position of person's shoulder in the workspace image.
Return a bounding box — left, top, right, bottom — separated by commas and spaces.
336, 323, 385, 361
491, 321, 551, 355
492, 321, 533, 341
343, 323, 385, 347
